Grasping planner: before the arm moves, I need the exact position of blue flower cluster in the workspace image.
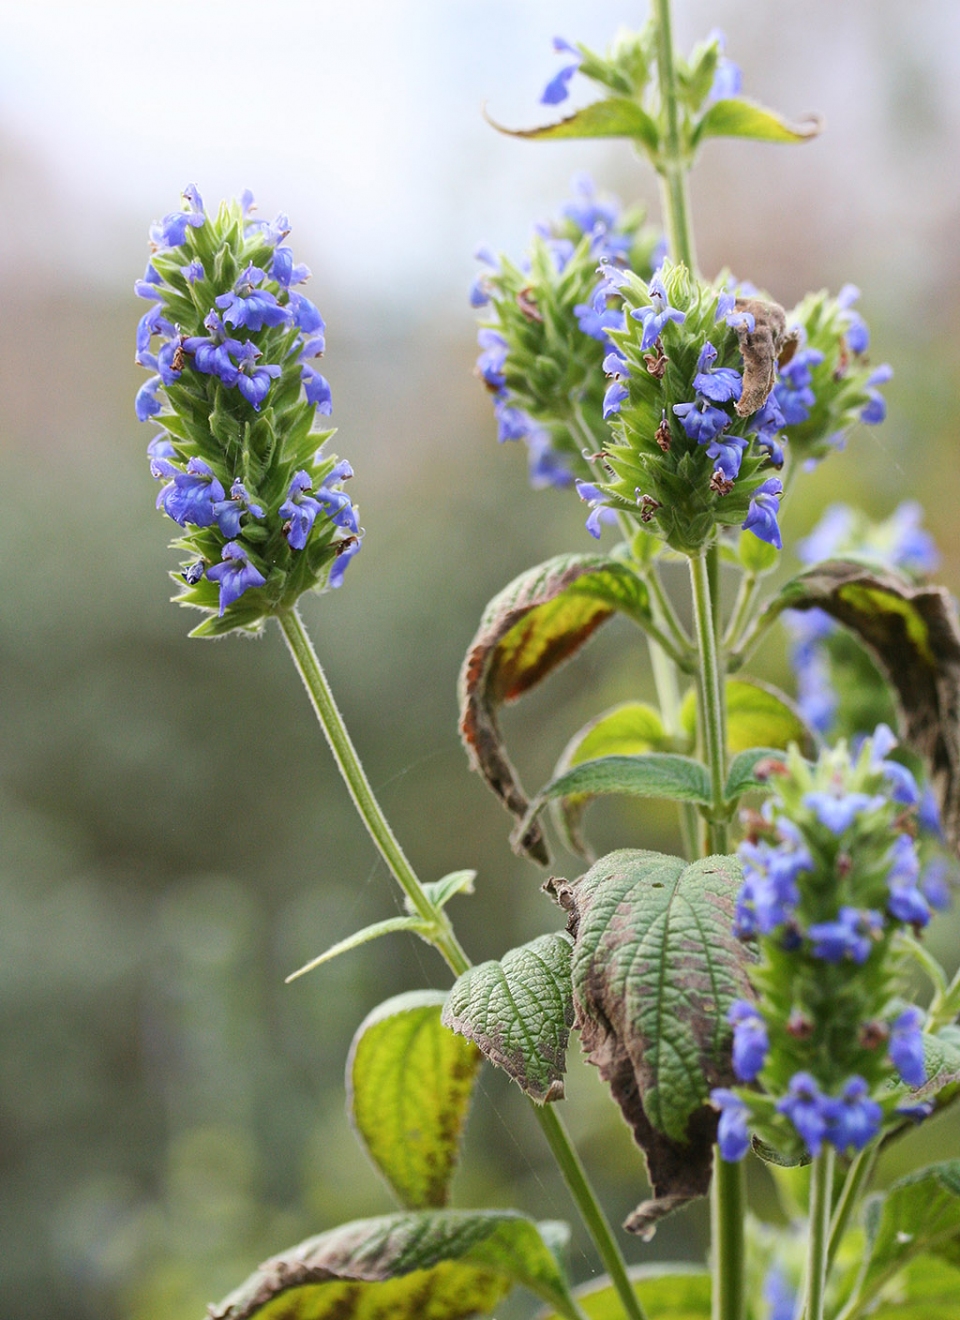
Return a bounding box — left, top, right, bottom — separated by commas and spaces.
471, 176, 660, 494
712, 730, 953, 1164
135, 188, 361, 634
784, 501, 940, 736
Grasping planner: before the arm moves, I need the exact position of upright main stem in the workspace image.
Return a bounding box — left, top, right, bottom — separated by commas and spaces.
802, 1148, 835, 1320
277, 605, 647, 1320
689, 553, 729, 855
653, 0, 697, 273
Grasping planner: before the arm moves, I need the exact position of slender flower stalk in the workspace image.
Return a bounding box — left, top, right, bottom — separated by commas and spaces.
653, 0, 697, 272
277, 605, 647, 1320
801, 1148, 835, 1320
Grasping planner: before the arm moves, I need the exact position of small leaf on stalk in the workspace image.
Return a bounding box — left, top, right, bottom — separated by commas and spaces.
459, 553, 650, 863
724, 748, 788, 802
551, 702, 670, 858
520, 754, 711, 858
442, 933, 573, 1103
486, 97, 659, 153
409, 869, 477, 913
537, 1263, 711, 1319
286, 916, 435, 983
692, 98, 822, 146
206, 1209, 579, 1320
912, 1026, 960, 1105
347, 991, 482, 1210
856, 1162, 960, 1310
680, 678, 809, 755
760, 560, 960, 852
546, 849, 752, 1236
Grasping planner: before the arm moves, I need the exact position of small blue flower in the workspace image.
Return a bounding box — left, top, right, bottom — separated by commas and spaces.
135, 374, 163, 422
302, 365, 333, 413
673, 399, 732, 444
729, 1000, 768, 1082
147, 431, 176, 461
886, 834, 930, 926
289, 291, 324, 335
706, 433, 749, 481
279, 471, 323, 550
711, 1088, 750, 1162
735, 833, 812, 936
270, 246, 311, 288
155, 457, 226, 528
184, 313, 244, 386
807, 907, 882, 964
134, 262, 164, 301
829, 1076, 882, 1153
205, 540, 267, 615
527, 428, 574, 490
887, 500, 939, 574
889, 1007, 926, 1087
763, 1266, 797, 1320
706, 31, 743, 103
541, 37, 582, 105
693, 341, 743, 404
802, 788, 885, 834
602, 351, 630, 419
777, 1072, 836, 1156
181, 259, 205, 284
235, 341, 282, 411
774, 349, 823, 425
869, 724, 919, 806
562, 173, 620, 235
574, 278, 625, 344
742, 477, 783, 549
476, 329, 508, 391
860, 365, 892, 425
921, 856, 952, 911
632, 272, 686, 351
150, 184, 205, 250
576, 481, 618, 539
215, 265, 290, 332
328, 535, 362, 588
494, 398, 532, 443
837, 284, 870, 354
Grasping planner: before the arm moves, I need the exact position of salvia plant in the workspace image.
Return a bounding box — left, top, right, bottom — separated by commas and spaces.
134, 8, 960, 1320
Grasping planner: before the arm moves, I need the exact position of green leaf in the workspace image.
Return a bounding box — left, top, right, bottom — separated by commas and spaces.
757, 560, 960, 852
724, 748, 788, 802
915, 1026, 960, 1103
346, 991, 482, 1210
868, 1255, 960, 1318
410, 870, 477, 913
521, 754, 711, 856
285, 916, 436, 983
551, 702, 670, 857
737, 529, 780, 575
546, 849, 751, 1236
855, 1161, 960, 1313
459, 553, 651, 863
486, 97, 659, 153
537, 1263, 710, 1319
693, 97, 822, 147
680, 678, 809, 755
442, 933, 573, 1103
207, 1209, 579, 1320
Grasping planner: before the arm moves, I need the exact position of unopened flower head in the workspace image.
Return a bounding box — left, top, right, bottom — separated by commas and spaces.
712, 730, 948, 1164
135, 188, 361, 636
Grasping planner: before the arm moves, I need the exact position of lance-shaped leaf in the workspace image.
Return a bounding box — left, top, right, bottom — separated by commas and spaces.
546, 849, 751, 1237
442, 933, 573, 1103
692, 98, 823, 147
459, 553, 651, 863
756, 560, 960, 851
550, 702, 670, 858
346, 991, 483, 1210
852, 1162, 960, 1314
537, 1264, 711, 1320
486, 97, 659, 153
207, 1210, 579, 1320
679, 677, 809, 755
519, 754, 712, 857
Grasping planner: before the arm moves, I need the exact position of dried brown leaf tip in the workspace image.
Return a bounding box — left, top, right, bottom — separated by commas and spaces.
654, 415, 672, 452
516, 286, 543, 322
732, 297, 800, 417
644, 343, 669, 378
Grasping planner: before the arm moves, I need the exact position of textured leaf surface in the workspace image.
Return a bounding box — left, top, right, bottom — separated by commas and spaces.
693, 98, 822, 145
762, 560, 960, 851
442, 934, 573, 1103
208, 1211, 579, 1320
546, 850, 751, 1236
551, 702, 669, 858
536, 1264, 710, 1319
459, 554, 650, 863
723, 748, 788, 802
347, 992, 482, 1209
857, 1162, 960, 1311
488, 97, 659, 151
680, 678, 808, 755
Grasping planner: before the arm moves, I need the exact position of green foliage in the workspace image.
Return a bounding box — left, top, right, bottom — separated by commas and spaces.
691, 98, 821, 147
551, 701, 670, 856
493, 98, 659, 152
723, 748, 788, 801
442, 933, 574, 1102
537, 1264, 711, 1319
459, 552, 651, 862
346, 992, 482, 1210
207, 1210, 580, 1320
547, 850, 750, 1234
285, 915, 437, 982
679, 677, 810, 754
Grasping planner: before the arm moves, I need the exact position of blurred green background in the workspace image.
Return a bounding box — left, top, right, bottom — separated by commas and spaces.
2, 3, 960, 1317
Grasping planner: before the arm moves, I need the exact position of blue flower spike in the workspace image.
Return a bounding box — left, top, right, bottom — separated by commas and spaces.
135, 189, 362, 635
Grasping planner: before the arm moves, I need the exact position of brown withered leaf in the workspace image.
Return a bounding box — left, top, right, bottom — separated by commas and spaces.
458, 555, 650, 864
546, 849, 752, 1237
763, 559, 960, 852
733, 296, 799, 417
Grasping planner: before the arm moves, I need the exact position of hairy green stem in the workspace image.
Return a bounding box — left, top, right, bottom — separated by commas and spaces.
827, 1143, 878, 1274
278, 604, 644, 1320
645, 565, 694, 657
723, 571, 761, 651
652, 0, 697, 272
689, 552, 729, 854
711, 1156, 746, 1320
802, 1148, 835, 1320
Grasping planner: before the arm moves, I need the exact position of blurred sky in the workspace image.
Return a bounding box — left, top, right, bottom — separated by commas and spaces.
2, 0, 960, 318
